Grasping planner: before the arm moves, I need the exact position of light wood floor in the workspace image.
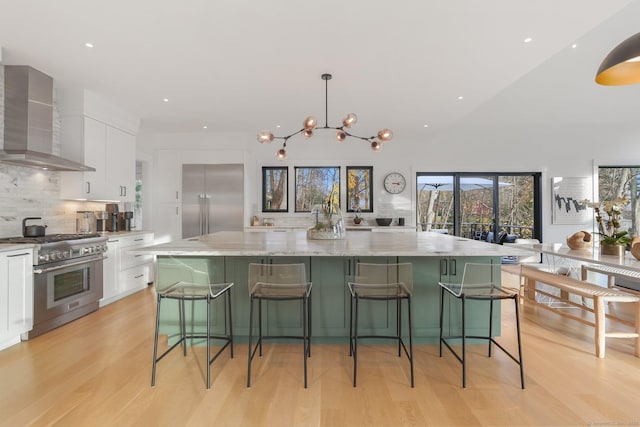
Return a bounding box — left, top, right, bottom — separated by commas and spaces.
1, 276, 639, 427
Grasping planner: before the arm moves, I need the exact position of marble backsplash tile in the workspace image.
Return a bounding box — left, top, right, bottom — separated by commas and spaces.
0, 164, 106, 237
0, 64, 107, 238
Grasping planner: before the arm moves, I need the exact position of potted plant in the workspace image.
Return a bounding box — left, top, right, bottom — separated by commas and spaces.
585, 197, 632, 256
307, 189, 345, 240
353, 206, 362, 225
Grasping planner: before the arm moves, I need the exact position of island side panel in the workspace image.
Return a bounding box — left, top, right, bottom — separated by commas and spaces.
155, 254, 503, 343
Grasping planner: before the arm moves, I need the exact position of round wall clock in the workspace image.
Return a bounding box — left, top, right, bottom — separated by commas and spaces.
383, 172, 406, 194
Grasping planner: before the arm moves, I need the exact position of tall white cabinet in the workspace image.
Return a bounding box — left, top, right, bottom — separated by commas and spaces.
0, 248, 33, 350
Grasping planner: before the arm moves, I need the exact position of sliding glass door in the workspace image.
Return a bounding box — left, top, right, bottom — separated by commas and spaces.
416, 172, 541, 242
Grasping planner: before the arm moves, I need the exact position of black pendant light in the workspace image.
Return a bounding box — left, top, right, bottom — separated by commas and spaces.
596, 32, 640, 85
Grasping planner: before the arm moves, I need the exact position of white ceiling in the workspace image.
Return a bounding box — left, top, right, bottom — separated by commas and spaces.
1, 0, 639, 143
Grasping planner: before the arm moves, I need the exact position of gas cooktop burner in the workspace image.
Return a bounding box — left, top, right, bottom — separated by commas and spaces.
0, 233, 102, 244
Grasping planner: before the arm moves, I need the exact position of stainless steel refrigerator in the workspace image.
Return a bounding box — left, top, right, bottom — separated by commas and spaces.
182, 164, 244, 238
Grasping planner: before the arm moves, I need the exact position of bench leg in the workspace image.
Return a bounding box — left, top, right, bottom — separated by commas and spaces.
594, 296, 606, 358
636, 300, 640, 357
525, 277, 536, 301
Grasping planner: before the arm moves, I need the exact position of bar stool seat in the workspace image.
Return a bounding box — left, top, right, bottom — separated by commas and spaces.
438, 262, 524, 389
348, 262, 414, 387
247, 263, 312, 388
152, 260, 234, 390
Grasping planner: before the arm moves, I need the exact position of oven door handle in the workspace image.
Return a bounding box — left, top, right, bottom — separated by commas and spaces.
33, 255, 107, 274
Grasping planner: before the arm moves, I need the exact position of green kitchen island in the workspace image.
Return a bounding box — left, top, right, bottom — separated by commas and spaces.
136, 231, 531, 343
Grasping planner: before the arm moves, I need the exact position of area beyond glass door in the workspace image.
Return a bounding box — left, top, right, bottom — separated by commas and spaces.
459, 175, 496, 241
416, 173, 540, 241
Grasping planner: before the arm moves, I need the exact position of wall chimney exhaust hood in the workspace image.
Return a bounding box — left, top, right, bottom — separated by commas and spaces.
0, 66, 95, 171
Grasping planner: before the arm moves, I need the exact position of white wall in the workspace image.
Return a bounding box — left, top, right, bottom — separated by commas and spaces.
138, 119, 640, 243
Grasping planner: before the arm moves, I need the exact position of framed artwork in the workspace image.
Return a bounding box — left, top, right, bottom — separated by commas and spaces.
294, 166, 340, 212
551, 177, 591, 224
346, 166, 373, 212
262, 167, 288, 212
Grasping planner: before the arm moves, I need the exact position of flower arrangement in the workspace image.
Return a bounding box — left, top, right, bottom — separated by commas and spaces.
584, 197, 632, 246
307, 189, 344, 239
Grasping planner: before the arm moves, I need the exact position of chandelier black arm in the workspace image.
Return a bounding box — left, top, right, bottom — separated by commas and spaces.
274, 126, 374, 143
273, 128, 305, 142
341, 129, 376, 143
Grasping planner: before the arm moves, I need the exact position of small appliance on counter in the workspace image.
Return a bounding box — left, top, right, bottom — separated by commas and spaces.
105, 203, 119, 232
95, 211, 109, 232
76, 211, 97, 234
117, 211, 134, 231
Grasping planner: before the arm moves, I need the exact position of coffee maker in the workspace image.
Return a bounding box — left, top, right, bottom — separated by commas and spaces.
105, 203, 119, 232
118, 211, 134, 231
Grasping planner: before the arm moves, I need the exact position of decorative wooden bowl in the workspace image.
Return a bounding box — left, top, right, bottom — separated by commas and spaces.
631, 237, 640, 260
566, 231, 592, 250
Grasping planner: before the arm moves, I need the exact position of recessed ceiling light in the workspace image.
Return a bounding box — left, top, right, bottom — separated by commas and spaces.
423, 124, 429, 128
572, 43, 578, 49
202, 125, 208, 129
163, 98, 169, 102
457, 96, 464, 100
524, 37, 533, 43
85, 42, 94, 48
276, 124, 281, 128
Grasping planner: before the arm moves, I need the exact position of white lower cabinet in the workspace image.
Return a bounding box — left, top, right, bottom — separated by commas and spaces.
0, 248, 34, 350
101, 232, 154, 307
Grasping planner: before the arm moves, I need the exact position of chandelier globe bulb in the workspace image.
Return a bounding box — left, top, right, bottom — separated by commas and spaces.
343, 113, 357, 128
303, 116, 317, 130
257, 131, 274, 144
378, 128, 393, 142
370, 140, 382, 152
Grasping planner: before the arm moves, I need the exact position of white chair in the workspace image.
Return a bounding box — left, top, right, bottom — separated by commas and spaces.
152, 259, 234, 389
348, 262, 414, 387
439, 262, 524, 389
247, 263, 312, 388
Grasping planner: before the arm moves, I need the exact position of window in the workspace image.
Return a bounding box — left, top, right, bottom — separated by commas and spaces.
598, 166, 640, 236
262, 167, 288, 212
416, 172, 541, 242
346, 166, 373, 212
294, 166, 340, 212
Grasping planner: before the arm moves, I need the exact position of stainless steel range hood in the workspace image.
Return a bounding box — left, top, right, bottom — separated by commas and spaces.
1, 66, 95, 171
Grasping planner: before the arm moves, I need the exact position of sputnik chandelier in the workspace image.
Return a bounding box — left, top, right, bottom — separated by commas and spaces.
257, 73, 393, 159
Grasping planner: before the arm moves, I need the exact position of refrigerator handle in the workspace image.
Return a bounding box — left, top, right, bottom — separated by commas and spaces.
198, 194, 204, 236
206, 194, 211, 234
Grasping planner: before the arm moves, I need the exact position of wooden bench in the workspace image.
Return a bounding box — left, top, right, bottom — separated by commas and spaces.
581, 263, 640, 289
512, 264, 640, 358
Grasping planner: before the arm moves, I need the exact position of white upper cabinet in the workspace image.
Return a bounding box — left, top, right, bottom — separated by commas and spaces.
58, 88, 139, 202
60, 116, 107, 199
105, 126, 136, 201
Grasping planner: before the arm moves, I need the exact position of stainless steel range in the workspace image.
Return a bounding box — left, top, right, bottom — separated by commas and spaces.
0, 233, 108, 339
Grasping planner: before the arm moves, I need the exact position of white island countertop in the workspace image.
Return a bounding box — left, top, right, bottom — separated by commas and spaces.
135, 230, 532, 257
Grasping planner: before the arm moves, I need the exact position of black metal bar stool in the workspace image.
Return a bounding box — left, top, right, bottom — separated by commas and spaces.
438, 262, 524, 389
152, 260, 234, 389
247, 263, 312, 388
348, 262, 414, 387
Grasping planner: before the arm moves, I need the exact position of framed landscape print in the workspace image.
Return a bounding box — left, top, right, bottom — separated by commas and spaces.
551, 176, 590, 224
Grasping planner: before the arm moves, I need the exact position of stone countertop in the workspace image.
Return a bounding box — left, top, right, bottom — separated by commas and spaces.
0, 243, 36, 253
100, 230, 154, 238
134, 230, 532, 257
